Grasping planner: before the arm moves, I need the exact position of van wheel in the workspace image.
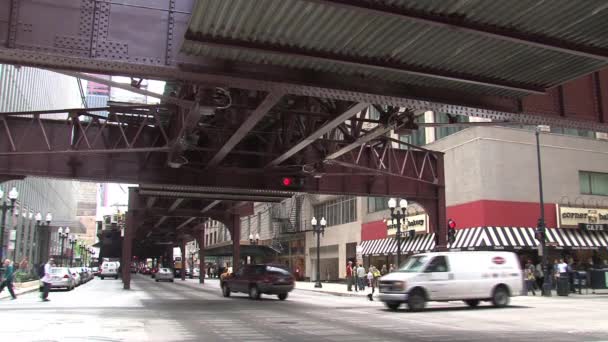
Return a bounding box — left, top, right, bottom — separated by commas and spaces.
100, 276, 104, 280
115, 276, 118, 280
492, 286, 510, 307
222, 285, 231, 297
155, 279, 159, 282
464, 299, 480, 308
249, 285, 261, 300
277, 293, 288, 301
385, 302, 401, 311
407, 290, 426, 312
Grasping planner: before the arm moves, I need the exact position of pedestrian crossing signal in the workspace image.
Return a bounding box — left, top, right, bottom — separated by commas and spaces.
447, 219, 456, 244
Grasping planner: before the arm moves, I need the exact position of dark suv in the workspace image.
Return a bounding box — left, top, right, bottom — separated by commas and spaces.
221, 264, 295, 300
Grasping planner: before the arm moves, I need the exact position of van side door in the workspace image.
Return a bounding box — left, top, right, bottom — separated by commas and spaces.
423, 256, 453, 300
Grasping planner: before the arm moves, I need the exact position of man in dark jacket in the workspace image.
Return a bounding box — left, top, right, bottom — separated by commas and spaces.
0, 259, 17, 299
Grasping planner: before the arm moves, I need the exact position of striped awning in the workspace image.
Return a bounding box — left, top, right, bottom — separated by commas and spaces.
361, 233, 436, 256
361, 227, 608, 255
449, 227, 608, 250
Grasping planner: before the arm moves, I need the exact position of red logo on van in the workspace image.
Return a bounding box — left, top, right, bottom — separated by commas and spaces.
492, 256, 506, 265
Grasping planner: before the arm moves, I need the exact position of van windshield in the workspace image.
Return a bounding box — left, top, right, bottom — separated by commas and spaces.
397, 255, 429, 272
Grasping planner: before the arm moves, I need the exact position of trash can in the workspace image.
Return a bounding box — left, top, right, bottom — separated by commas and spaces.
557, 273, 570, 296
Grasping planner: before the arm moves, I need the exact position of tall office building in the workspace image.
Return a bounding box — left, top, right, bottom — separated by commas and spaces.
0, 64, 82, 267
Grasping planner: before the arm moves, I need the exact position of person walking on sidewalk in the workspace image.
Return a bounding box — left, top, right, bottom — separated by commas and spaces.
356, 263, 366, 291
380, 264, 388, 276
366, 268, 375, 301
346, 261, 353, 291
0, 259, 17, 300
525, 266, 536, 296
40, 258, 54, 302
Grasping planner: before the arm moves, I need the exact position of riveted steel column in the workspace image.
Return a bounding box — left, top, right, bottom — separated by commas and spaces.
232, 214, 241, 273
197, 228, 205, 284
435, 154, 447, 250
180, 240, 186, 281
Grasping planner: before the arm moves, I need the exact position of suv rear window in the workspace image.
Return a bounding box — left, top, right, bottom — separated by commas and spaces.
266, 266, 291, 276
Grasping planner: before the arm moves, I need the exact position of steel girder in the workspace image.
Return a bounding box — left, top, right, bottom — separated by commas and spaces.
0, 0, 606, 132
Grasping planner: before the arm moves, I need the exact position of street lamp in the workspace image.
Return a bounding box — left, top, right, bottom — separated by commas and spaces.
87, 246, 94, 267
388, 198, 408, 267
0, 187, 19, 262
57, 227, 70, 267
249, 233, 260, 245
35, 212, 52, 267
535, 126, 552, 297
311, 216, 327, 288
68, 235, 77, 267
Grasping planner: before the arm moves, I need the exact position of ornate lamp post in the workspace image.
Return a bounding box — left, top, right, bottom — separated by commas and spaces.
57, 227, 70, 267
87, 246, 94, 267
388, 198, 408, 267
34, 212, 52, 266
534, 126, 553, 297
249, 233, 260, 245
78, 241, 86, 266
311, 216, 327, 288
0, 187, 19, 262
68, 235, 77, 267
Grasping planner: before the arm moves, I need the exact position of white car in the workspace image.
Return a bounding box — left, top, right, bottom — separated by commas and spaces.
155, 268, 174, 282
48, 267, 76, 291
379, 251, 523, 311
69, 268, 82, 286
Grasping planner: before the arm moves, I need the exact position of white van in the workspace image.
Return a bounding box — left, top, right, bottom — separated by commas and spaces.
379, 251, 523, 311
100, 261, 119, 280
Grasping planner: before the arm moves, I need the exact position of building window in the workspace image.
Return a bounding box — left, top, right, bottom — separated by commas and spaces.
313, 197, 357, 227
580, 171, 608, 196
367, 197, 389, 213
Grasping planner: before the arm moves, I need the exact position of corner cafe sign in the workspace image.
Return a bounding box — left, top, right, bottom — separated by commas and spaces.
557, 205, 608, 230
387, 213, 428, 235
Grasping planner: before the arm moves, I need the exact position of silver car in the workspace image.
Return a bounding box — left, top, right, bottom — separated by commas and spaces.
49, 267, 76, 290
155, 268, 174, 282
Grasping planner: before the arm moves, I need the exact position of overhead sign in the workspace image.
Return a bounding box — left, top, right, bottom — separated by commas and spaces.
557, 206, 608, 228
579, 223, 608, 232
387, 213, 428, 235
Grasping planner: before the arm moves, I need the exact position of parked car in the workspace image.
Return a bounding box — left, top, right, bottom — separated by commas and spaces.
191, 268, 200, 279
154, 268, 174, 282
48, 267, 76, 290
221, 264, 294, 300
378, 251, 523, 312
68, 268, 82, 286
100, 261, 119, 280
91, 267, 100, 276
150, 268, 158, 278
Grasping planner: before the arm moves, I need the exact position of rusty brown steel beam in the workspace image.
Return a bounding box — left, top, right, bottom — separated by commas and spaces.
267, 103, 369, 167
306, 0, 608, 61
185, 31, 546, 94
205, 91, 284, 169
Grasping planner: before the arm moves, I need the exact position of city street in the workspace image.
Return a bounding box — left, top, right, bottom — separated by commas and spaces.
0, 275, 607, 342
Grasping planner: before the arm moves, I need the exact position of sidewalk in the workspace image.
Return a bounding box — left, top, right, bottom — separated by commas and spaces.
0, 282, 40, 300
295, 281, 369, 297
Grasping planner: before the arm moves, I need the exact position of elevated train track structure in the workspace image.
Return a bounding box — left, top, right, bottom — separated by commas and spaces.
1, 0, 608, 288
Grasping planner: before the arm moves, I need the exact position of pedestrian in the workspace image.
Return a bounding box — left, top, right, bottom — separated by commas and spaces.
19, 257, 28, 271
525, 265, 536, 296
372, 266, 381, 288
534, 262, 544, 293
356, 263, 366, 291
346, 261, 353, 291
380, 264, 388, 276
0, 259, 17, 300
40, 258, 54, 302
389, 264, 395, 273
366, 267, 375, 301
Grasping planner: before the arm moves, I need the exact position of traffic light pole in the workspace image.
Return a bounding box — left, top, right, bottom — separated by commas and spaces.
535, 129, 552, 297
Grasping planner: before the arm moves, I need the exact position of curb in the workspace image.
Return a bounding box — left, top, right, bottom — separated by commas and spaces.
0, 286, 39, 300
295, 287, 368, 298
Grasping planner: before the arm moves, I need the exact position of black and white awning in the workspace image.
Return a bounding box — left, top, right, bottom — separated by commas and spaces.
361, 233, 436, 256
361, 227, 608, 255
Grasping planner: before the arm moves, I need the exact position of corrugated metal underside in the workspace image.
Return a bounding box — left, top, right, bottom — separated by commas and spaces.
183, 0, 608, 98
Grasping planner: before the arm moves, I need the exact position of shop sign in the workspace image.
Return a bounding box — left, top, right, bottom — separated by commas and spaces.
557, 206, 608, 228
356, 245, 363, 265
578, 223, 608, 232
387, 213, 428, 235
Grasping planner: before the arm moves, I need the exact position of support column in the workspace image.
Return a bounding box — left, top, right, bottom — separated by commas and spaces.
197, 228, 205, 284
180, 240, 186, 281
122, 212, 134, 289
435, 154, 447, 250
231, 214, 241, 273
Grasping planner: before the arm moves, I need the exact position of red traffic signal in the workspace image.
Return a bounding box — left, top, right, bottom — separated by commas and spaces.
280, 176, 304, 189
448, 219, 456, 229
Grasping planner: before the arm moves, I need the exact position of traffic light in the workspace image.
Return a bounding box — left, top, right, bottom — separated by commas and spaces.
279, 176, 304, 189
447, 219, 456, 244
408, 229, 415, 239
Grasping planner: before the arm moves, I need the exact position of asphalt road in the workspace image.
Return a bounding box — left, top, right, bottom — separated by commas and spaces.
1, 274, 607, 341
